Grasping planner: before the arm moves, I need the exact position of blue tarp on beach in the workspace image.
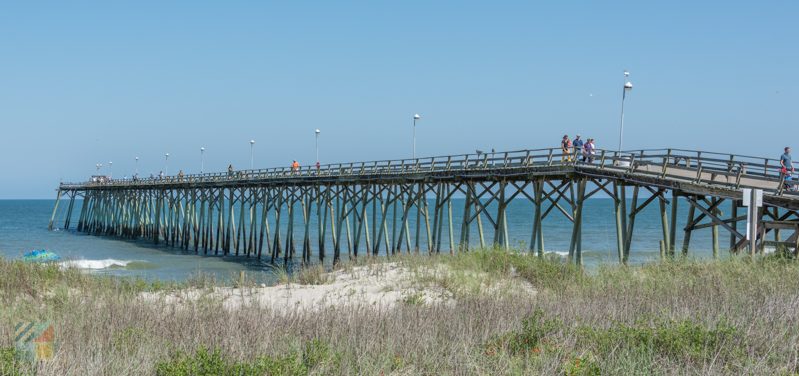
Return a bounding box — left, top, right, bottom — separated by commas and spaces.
23, 250, 61, 263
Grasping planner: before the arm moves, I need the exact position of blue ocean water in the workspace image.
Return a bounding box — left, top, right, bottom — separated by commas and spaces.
0, 197, 729, 281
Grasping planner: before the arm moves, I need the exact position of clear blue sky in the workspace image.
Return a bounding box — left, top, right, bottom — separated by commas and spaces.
1, 1, 796, 199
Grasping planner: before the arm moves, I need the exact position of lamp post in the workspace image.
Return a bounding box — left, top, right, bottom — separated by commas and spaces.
413, 114, 420, 159
165, 153, 169, 176
315, 129, 320, 163
250, 140, 255, 170
109, 161, 112, 178
618, 71, 633, 153
135, 157, 138, 176
201, 148, 204, 174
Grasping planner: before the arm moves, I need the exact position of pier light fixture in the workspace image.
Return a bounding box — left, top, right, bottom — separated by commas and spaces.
135, 157, 138, 175
250, 140, 255, 170
109, 161, 112, 178
618, 71, 633, 154
413, 114, 420, 159
166, 153, 169, 176
201, 148, 204, 174
315, 129, 321, 163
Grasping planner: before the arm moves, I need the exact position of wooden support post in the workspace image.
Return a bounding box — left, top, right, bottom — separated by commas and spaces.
258, 188, 270, 258
154, 190, 162, 244
329, 186, 338, 256
64, 194, 76, 230
712, 198, 719, 259
448, 185, 455, 253
374, 187, 390, 255
225, 188, 234, 253
475, 200, 485, 249
749, 189, 759, 258
659, 194, 671, 257
423, 190, 433, 253
49, 190, 62, 231
615, 182, 627, 264
431, 183, 442, 253
529, 180, 544, 257
334, 185, 347, 263
323, 186, 333, 261
623, 185, 639, 263
391, 184, 399, 255
494, 180, 507, 249
302, 193, 311, 264
353, 184, 369, 257
414, 184, 422, 253
272, 190, 283, 263
729, 200, 738, 253
682, 195, 696, 257
670, 191, 679, 258
236, 188, 246, 256
568, 178, 586, 265
216, 192, 224, 255
460, 184, 472, 250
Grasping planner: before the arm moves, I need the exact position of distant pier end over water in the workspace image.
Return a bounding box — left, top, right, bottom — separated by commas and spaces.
52, 148, 799, 266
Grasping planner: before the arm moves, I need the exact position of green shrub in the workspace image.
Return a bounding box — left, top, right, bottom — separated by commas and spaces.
491, 308, 562, 353
574, 315, 745, 362
0, 347, 31, 376
155, 340, 341, 376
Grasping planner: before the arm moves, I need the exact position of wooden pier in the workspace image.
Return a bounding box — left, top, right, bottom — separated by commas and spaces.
51, 148, 799, 265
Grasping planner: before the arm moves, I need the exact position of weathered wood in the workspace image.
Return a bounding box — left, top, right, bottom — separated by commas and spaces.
618, 183, 628, 264
682, 195, 696, 256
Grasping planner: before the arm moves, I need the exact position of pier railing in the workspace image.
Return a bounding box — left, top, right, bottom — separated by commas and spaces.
60, 147, 797, 197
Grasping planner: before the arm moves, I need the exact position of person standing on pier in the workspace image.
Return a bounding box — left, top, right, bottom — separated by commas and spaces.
573, 134, 584, 160
227, 165, 233, 179
583, 138, 593, 162
561, 135, 572, 162
292, 160, 300, 175
781, 147, 794, 174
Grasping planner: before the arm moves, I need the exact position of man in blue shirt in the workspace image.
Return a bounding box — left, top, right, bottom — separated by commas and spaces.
781, 147, 793, 174
573, 134, 584, 161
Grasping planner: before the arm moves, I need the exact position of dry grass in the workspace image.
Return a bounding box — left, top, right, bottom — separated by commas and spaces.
2, 250, 799, 375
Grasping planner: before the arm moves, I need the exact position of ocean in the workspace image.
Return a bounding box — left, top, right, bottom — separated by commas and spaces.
0, 197, 730, 283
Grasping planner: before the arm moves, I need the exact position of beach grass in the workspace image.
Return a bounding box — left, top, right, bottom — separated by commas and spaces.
2, 250, 799, 375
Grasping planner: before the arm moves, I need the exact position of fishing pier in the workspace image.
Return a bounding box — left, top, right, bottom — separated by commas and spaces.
51, 148, 799, 265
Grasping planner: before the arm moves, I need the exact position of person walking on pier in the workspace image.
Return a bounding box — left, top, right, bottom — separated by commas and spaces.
781, 147, 793, 174
573, 134, 584, 159
178, 170, 184, 181
292, 160, 300, 176
583, 138, 593, 163
227, 165, 233, 179
561, 135, 572, 162
781, 147, 794, 191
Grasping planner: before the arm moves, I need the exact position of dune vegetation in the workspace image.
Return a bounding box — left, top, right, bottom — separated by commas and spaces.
2, 248, 799, 375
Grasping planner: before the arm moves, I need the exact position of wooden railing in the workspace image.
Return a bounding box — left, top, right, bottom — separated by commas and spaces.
59, 148, 798, 198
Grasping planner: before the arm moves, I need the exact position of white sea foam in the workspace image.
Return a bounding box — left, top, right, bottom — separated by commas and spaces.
547, 251, 569, 257
62, 259, 136, 269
